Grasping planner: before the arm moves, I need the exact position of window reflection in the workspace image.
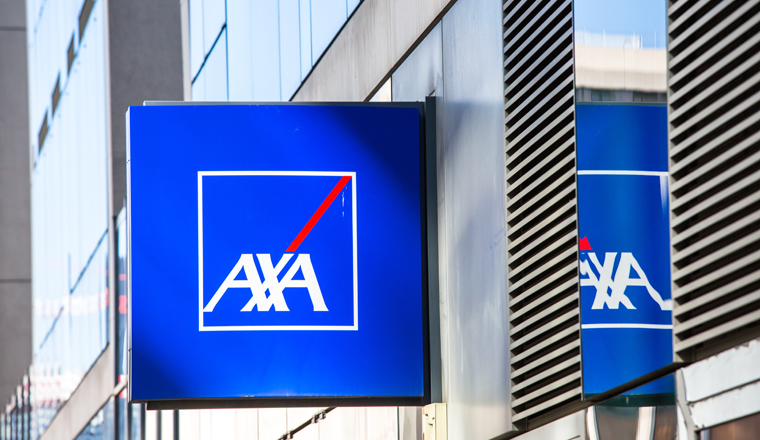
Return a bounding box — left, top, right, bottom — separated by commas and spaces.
191, 0, 362, 102
574, 0, 666, 49
310, 0, 349, 62
116, 397, 143, 440
32, 241, 109, 437
116, 212, 127, 383
29, 0, 110, 434
574, 0, 667, 103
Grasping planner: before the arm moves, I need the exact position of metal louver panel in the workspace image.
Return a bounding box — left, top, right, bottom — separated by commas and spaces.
503, 0, 581, 430
669, 0, 760, 362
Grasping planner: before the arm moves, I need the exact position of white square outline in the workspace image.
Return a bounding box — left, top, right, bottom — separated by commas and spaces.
198, 171, 358, 331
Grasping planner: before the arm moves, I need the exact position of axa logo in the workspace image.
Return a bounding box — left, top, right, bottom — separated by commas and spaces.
198, 171, 358, 331
579, 237, 672, 311
203, 253, 327, 313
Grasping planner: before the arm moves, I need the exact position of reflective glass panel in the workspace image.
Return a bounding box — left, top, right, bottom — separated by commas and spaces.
226, 0, 254, 101
251, 2, 281, 101
574, 0, 672, 400
117, 396, 126, 440
203, 0, 226, 52
574, 0, 667, 103
348, 0, 360, 14
117, 213, 127, 382
189, 0, 204, 77
299, 0, 312, 80
279, 0, 301, 100
203, 29, 228, 101
191, 67, 206, 101
28, 0, 110, 433
130, 404, 143, 440
191, 0, 363, 103
310, 0, 347, 63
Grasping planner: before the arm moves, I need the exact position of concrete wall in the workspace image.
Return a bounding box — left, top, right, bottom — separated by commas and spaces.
292, 0, 456, 102
39, 348, 116, 440
179, 407, 402, 440
0, 0, 32, 404
575, 45, 667, 92
107, 0, 185, 214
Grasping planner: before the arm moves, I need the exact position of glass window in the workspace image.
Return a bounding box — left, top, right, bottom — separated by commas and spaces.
130, 404, 143, 440
75, 399, 114, 440
116, 211, 127, 383
191, 67, 206, 101
203, 30, 228, 101
310, 0, 347, 63
347, 0, 360, 15
574, 0, 667, 103
117, 396, 126, 440
252, 2, 281, 101
189, 0, 204, 76
574, 0, 666, 48
29, 0, 110, 434
226, 0, 254, 101
299, 0, 313, 80
573, 0, 672, 424
194, 0, 362, 103
203, 0, 226, 53
279, 0, 301, 100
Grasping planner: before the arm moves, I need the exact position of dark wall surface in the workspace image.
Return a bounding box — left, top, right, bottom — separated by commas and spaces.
108, 0, 185, 215
0, 0, 32, 404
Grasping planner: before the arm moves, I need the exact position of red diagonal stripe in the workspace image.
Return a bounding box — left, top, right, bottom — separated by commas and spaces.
286, 175, 352, 252
579, 236, 593, 251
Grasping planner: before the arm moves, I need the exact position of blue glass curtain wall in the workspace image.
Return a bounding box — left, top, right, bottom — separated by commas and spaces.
190, 0, 362, 102
1, 375, 32, 440
25, 0, 110, 435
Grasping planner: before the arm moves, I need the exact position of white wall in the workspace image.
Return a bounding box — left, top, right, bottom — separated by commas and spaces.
178, 407, 400, 440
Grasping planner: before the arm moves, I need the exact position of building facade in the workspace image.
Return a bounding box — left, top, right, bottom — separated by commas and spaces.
3, 0, 760, 439
4, 0, 183, 438
0, 0, 32, 433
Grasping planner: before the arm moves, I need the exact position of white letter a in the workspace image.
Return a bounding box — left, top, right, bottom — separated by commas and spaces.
280, 254, 329, 311
203, 254, 268, 312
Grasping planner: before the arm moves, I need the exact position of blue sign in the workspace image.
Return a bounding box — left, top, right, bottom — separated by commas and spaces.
127, 103, 431, 404
576, 104, 674, 397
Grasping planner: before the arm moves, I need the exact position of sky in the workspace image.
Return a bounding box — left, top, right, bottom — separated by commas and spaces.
574, 0, 667, 48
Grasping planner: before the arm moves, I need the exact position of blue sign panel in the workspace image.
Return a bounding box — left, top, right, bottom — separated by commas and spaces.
200, 172, 357, 330
576, 104, 674, 397
127, 103, 430, 405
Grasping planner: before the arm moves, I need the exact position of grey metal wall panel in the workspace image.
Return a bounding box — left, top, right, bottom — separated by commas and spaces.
668, 0, 760, 362
439, 0, 511, 437
503, 0, 582, 430
392, 23, 444, 406
391, 23, 442, 101
107, 0, 184, 215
